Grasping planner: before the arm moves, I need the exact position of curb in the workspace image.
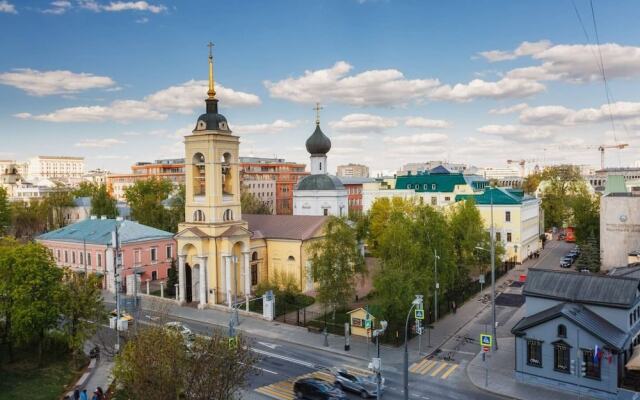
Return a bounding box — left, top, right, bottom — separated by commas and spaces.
65, 357, 98, 398
464, 352, 518, 400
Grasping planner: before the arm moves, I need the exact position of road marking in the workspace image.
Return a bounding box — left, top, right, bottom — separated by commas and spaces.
257, 341, 279, 350
439, 348, 476, 356
409, 358, 431, 373
255, 370, 334, 400
416, 360, 436, 374
251, 348, 315, 368
441, 364, 458, 379
341, 365, 370, 376
254, 365, 279, 375
430, 362, 448, 377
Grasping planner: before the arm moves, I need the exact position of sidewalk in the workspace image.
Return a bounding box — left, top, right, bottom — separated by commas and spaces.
467, 337, 585, 400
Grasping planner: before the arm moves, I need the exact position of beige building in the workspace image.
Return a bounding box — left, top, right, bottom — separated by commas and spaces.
337, 163, 370, 178
27, 156, 84, 180
174, 50, 326, 309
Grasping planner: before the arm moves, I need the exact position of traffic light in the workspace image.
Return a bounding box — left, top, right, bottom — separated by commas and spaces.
580, 361, 587, 377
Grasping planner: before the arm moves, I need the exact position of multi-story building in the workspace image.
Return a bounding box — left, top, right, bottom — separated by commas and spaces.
337, 163, 370, 178
512, 268, 640, 399
456, 187, 542, 263
37, 217, 176, 294
240, 157, 308, 215
26, 156, 84, 180
242, 178, 276, 214
600, 192, 640, 271
587, 167, 640, 193
7, 179, 59, 202
478, 165, 521, 180
107, 158, 185, 201
399, 161, 473, 176
340, 177, 376, 215
82, 169, 111, 186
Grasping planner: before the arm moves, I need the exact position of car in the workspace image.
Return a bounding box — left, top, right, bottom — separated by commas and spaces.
293, 378, 348, 400
560, 259, 571, 268
333, 368, 384, 398
110, 309, 134, 322
164, 321, 195, 339
559, 233, 566, 240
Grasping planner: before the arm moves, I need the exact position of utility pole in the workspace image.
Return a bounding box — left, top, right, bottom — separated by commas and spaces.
112, 225, 121, 352
372, 320, 388, 400
83, 237, 87, 277
489, 186, 498, 351
434, 249, 439, 322
404, 295, 423, 400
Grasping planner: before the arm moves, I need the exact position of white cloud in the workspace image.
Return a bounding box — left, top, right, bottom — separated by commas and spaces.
479, 40, 552, 62
518, 102, 640, 126
15, 100, 166, 122
405, 117, 450, 129
329, 113, 397, 132
264, 61, 441, 106
97, 154, 131, 160
0, 69, 116, 96
75, 138, 125, 148
0, 1, 16, 13
383, 133, 448, 145
477, 124, 552, 141
332, 134, 370, 144
145, 79, 261, 114
42, 0, 71, 14
233, 119, 296, 135
489, 103, 529, 115
102, 1, 166, 13
429, 77, 545, 102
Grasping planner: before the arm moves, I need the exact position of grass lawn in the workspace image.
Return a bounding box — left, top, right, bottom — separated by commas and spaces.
0, 349, 86, 400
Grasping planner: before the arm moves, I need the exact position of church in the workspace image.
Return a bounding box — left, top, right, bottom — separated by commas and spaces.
174, 47, 326, 309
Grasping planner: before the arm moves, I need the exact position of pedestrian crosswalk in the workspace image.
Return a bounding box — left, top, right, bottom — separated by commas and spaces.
255, 366, 369, 400
409, 358, 459, 379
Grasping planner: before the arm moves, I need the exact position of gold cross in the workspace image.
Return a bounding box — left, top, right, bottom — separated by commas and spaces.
207, 41, 214, 59
313, 102, 323, 125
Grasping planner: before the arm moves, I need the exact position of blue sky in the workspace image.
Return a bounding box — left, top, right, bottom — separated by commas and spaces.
1, 0, 640, 175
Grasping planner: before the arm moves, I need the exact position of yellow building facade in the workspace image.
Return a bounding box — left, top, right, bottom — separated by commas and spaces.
175, 49, 325, 309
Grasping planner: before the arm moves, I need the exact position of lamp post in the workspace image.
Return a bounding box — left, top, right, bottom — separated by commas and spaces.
434, 249, 440, 322
404, 295, 423, 400
372, 320, 388, 400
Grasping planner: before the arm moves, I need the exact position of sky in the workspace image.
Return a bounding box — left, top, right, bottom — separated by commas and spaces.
1, 0, 640, 175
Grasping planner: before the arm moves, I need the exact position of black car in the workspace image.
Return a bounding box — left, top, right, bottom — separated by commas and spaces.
293, 378, 348, 400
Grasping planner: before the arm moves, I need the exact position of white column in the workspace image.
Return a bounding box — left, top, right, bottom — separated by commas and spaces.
243, 251, 251, 311
145, 279, 150, 295
160, 281, 164, 298
178, 255, 186, 304
224, 255, 232, 307
197, 256, 207, 309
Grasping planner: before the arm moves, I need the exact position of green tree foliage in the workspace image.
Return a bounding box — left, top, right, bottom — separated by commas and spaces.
240, 186, 272, 215
576, 233, 600, 273
124, 178, 175, 232
91, 184, 118, 219
168, 184, 186, 232
521, 171, 543, 194
539, 165, 587, 230
308, 217, 366, 314
9, 200, 48, 239
72, 181, 98, 198
166, 258, 178, 296
60, 271, 106, 364
0, 186, 10, 235
570, 188, 600, 243
367, 196, 415, 253
45, 188, 75, 229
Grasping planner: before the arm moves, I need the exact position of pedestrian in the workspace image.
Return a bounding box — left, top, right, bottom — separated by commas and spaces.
74, 389, 80, 400
452, 300, 457, 314
97, 387, 104, 400
91, 390, 99, 400
80, 390, 88, 400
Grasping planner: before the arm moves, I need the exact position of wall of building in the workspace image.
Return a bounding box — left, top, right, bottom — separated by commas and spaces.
293, 189, 348, 217
243, 179, 276, 214
600, 195, 640, 271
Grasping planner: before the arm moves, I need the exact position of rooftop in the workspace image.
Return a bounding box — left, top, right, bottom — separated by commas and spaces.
37, 218, 174, 245
524, 268, 640, 309
243, 214, 327, 241
295, 174, 345, 191
339, 177, 376, 185
455, 187, 534, 205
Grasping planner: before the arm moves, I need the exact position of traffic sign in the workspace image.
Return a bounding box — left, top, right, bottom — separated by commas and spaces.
415, 309, 425, 320
228, 336, 238, 349
365, 319, 372, 329
482, 346, 490, 353
480, 334, 492, 347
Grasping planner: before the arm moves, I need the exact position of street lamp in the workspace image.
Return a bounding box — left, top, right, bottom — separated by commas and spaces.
372, 320, 388, 400
404, 295, 423, 400
434, 250, 440, 322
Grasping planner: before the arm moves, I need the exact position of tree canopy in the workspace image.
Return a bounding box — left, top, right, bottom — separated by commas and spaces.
91, 184, 118, 219
240, 187, 272, 215
0, 186, 10, 235
124, 178, 177, 232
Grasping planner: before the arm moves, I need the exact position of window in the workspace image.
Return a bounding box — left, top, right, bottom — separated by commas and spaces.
97, 253, 102, 267
151, 271, 157, 281
192, 152, 206, 196
505, 211, 511, 222
407, 184, 412, 189
223, 209, 233, 221
194, 209, 205, 222
64, 250, 68, 263
79, 252, 84, 265
57, 249, 61, 261
288, 255, 295, 262
431, 197, 437, 206
151, 248, 158, 263
166, 245, 172, 259
553, 342, 571, 373
526, 339, 542, 367
445, 196, 451, 201
557, 324, 567, 338
583, 349, 601, 379
507, 232, 512, 242
496, 232, 502, 242
251, 264, 258, 286
323, 209, 328, 216
134, 249, 141, 265
87, 252, 91, 266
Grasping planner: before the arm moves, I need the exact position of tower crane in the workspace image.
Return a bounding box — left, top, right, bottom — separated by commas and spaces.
586, 143, 629, 170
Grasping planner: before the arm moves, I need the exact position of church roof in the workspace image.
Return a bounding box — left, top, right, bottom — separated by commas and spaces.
195, 98, 230, 132
295, 174, 345, 191
305, 124, 331, 155
243, 214, 326, 241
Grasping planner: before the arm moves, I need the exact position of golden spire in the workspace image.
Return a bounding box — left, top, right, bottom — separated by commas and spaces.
207, 41, 216, 99
313, 102, 323, 125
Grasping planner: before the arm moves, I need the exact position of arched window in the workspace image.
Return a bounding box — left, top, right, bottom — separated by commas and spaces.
252, 251, 259, 262
221, 152, 233, 195
193, 210, 205, 222
193, 153, 206, 196
223, 209, 233, 221
288, 255, 295, 262
557, 324, 567, 338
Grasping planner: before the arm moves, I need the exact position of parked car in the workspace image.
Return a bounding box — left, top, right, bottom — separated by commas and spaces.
333, 368, 384, 398
110, 309, 133, 322
293, 378, 348, 400
165, 321, 196, 348
560, 259, 572, 268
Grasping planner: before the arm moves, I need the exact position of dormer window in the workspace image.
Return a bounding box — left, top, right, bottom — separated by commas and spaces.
219, 121, 227, 130
197, 120, 206, 130
557, 324, 567, 338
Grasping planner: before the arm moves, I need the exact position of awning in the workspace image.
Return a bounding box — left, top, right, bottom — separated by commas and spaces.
626, 346, 640, 371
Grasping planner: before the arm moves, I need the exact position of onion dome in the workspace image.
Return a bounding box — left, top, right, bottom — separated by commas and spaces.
305, 124, 331, 155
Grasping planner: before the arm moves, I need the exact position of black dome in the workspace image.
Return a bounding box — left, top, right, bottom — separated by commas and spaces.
295, 174, 344, 191
194, 98, 230, 132
305, 124, 331, 155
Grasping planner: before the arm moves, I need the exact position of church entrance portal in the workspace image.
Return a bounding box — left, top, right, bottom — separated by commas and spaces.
185, 263, 193, 303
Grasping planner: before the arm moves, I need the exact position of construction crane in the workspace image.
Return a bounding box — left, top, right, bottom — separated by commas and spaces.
586, 143, 629, 169
507, 159, 541, 177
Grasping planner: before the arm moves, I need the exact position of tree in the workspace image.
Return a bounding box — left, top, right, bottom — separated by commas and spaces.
570, 189, 600, 244
6, 242, 64, 365
522, 171, 543, 194
0, 237, 18, 362
367, 196, 415, 253
240, 187, 272, 215
308, 217, 366, 314
575, 232, 600, 273
168, 184, 186, 232
539, 165, 586, 230
0, 186, 10, 235
91, 184, 118, 219
166, 258, 178, 296
60, 270, 106, 364
45, 188, 75, 229
9, 200, 48, 239
72, 181, 98, 198
124, 178, 174, 232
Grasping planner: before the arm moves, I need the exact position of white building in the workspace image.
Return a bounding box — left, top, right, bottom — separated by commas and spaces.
399, 161, 473, 176
600, 193, 640, 271
478, 165, 521, 179
27, 156, 84, 180
293, 117, 348, 217
337, 163, 370, 178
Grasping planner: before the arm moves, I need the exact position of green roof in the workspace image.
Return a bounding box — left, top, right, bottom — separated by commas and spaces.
395, 171, 488, 192
455, 187, 532, 205
296, 174, 345, 190
37, 218, 174, 245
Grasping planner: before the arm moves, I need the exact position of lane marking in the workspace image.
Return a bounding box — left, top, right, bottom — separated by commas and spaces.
430, 362, 448, 377
257, 341, 279, 350
419, 360, 438, 374
441, 364, 458, 379
416, 360, 435, 375
439, 348, 476, 356
251, 348, 315, 368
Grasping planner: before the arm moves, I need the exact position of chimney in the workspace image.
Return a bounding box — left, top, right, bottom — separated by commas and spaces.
101, 215, 107, 220
90, 215, 97, 220
116, 216, 123, 222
